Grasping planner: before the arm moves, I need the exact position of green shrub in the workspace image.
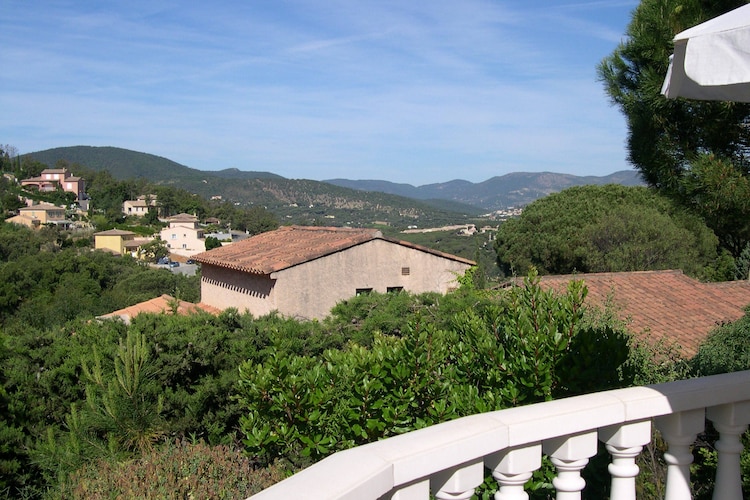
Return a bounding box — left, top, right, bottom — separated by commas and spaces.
54, 439, 287, 499
692, 311, 750, 376
237, 272, 632, 467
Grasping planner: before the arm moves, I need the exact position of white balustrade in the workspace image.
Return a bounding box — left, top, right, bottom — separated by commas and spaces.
707, 402, 750, 500
600, 420, 651, 500
486, 444, 541, 500
656, 409, 705, 500
249, 370, 750, 500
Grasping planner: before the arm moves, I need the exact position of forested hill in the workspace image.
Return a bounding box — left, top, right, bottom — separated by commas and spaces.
25, 146, 483, 228
27, 146, 282, 183
26, 145, 642, 212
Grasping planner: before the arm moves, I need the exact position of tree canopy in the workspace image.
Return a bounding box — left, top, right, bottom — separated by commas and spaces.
598, 0, 750, 255
494, 184, 724, 278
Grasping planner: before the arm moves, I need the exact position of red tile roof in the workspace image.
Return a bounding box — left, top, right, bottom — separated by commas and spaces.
536, 270, 750, 358
168, 213, 199, 222
98, 294, 220, 324
94, 229, 137, 236
193, 225, 475, 274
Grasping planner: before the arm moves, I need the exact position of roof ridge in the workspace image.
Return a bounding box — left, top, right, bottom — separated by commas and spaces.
194, 225, 473, 274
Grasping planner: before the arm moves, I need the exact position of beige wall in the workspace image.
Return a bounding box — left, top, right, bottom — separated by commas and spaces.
160, 226, 206, 257
123, 201, 149, 216
201, 265, 277, 317
95, 235, 126, 254
19, 207, 65, 224
200, 239, 472, 320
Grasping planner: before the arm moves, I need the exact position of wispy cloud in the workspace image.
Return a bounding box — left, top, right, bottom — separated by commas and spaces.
0, 0, 636, 185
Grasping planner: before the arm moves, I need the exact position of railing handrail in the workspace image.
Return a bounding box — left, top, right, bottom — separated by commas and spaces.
249, 370, 750, 499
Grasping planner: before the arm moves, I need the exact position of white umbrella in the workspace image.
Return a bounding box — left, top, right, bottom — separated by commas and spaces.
662, 3, 750, 102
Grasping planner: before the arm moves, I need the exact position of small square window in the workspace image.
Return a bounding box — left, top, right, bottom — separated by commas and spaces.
401, 267, 410, 276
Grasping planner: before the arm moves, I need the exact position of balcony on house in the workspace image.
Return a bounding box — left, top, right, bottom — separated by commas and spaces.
249, 369, 750, 500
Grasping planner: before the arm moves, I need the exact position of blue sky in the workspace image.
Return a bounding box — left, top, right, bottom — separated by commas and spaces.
1, 0, 639, 185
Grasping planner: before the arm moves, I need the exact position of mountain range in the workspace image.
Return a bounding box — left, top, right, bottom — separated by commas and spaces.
26, 146, 643, 214
325, 170, 643, 211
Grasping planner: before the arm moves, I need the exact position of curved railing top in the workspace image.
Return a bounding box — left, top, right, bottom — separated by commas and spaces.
249, 370, 750, 499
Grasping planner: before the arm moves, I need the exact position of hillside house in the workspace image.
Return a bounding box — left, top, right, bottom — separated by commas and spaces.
6, 203, 70, 228
534, 270, 750, 358
194, 225, 475, 320
160, 213, 206, 257
20, 168, 86, 200
122, 195, 158, 217
94, 229, 150, 257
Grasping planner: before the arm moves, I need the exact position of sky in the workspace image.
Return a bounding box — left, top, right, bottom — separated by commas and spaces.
0, 0, 640, 186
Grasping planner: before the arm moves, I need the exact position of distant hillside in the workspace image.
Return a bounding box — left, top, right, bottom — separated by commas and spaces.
25, 145, 643, 216
325, 171, 645, 211
24, 146, 482, 228
27, 146, 281, 182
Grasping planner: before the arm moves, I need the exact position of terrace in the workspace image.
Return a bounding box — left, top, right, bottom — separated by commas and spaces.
250, 369, 750, 499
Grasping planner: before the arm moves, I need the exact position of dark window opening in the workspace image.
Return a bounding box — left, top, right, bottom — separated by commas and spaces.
387, 286, 404, 293
356, 288, 373, 296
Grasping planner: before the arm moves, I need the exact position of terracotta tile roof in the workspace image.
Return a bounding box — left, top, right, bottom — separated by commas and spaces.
20, 203, 64, 211
534, 270, 750, 358
94, 229, 137, 236
193, 225, 475, 275
123, 238, 151, 249
168, 213, 199, 222
98, 294, 220, 324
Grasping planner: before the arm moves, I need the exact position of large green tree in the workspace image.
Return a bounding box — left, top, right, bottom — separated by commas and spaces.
494, 185, 724, 278
598, 0, 750, 255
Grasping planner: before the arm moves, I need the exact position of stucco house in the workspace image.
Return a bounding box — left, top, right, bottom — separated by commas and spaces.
193, 225, 475, 320
160, 213, 206, 258
6, 203, 70, 228
20, 168, 86, 200
122, 195, 158, 217
94, 229, 150, 257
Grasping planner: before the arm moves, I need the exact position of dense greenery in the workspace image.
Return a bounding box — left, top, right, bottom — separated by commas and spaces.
237, 275, 632, 471
494, 184, 728, 279
25, 146, 482, 230
77, 166, 280, 234
692, 311, 750, 377
0, 225, 199, 330
599, 0, 750, 256
0, 213, 743, 498
0, 240, 645, 498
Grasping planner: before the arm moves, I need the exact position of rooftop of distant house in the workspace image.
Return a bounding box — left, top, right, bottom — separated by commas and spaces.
533, 270, 750, 358
97, 294, 220, 324
194, 225, 475, 275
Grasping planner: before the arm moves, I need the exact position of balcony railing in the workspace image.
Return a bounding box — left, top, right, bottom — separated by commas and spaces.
249, 370, 750, 500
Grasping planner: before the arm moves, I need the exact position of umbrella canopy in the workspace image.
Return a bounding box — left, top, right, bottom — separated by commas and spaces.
662, 4, 750, 102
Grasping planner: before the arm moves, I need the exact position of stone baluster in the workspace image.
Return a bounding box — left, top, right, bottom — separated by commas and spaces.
655, 409, 705, 500
707, 402, 750, 500
599, 420, 651, 500
431, 459, 485, 500
486, 443, 542, 500
543, 431, 598, 500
